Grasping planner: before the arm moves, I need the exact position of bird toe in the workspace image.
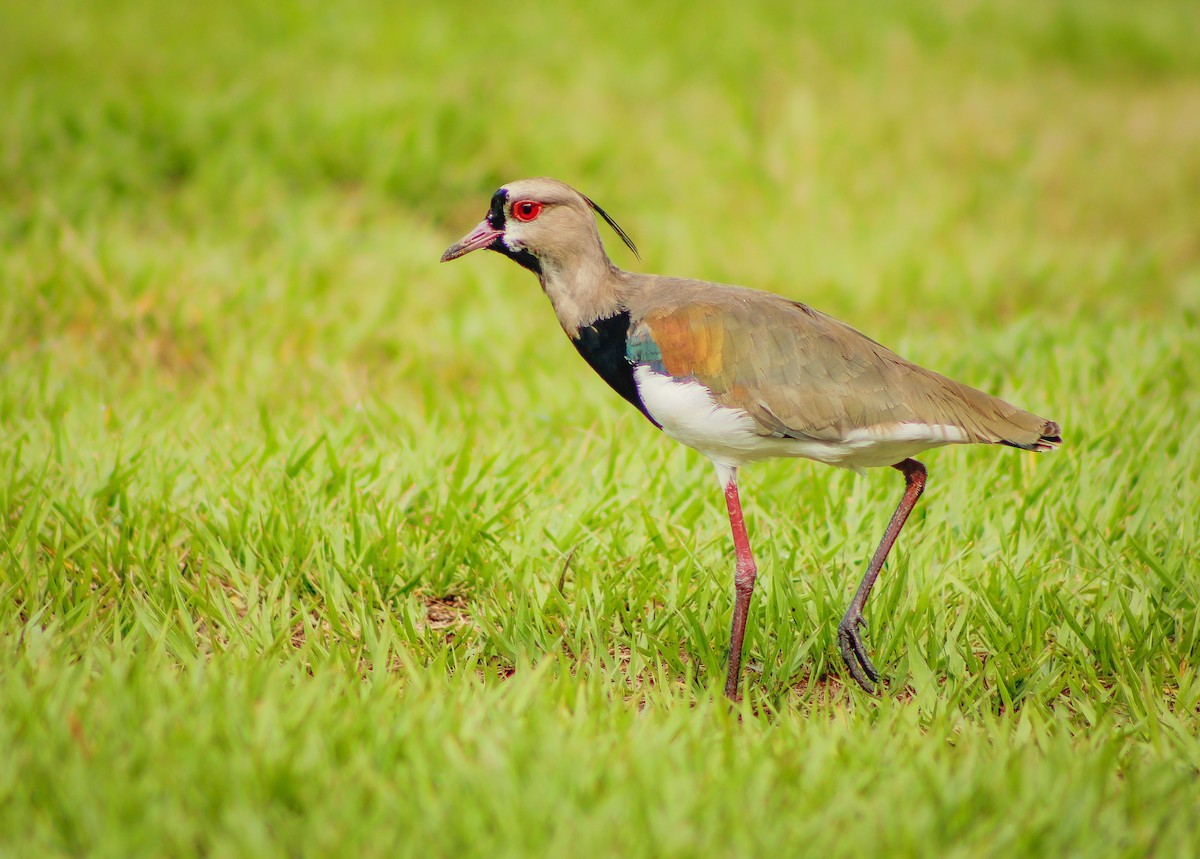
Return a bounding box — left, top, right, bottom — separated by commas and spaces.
837, 614, 881, 693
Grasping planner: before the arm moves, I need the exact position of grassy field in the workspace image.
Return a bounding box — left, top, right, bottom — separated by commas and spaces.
2, 0, 1200, 855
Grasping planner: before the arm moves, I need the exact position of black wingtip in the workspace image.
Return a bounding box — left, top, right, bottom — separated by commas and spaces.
1035, 420, 1063, 450
1000, 420, 1063, 452
582, 194, 639, 260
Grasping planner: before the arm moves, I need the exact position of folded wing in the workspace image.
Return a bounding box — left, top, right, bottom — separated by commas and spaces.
626, 281, 1060, 450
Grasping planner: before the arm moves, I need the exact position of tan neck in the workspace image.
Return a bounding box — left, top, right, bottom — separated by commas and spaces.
539, 250, 629, 336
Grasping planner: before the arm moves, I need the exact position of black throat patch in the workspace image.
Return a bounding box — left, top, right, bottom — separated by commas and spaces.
486, 187, 541, 275
570, 311, 659, 428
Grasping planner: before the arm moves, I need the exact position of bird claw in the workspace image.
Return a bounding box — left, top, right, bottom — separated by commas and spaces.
837, 610, 880, 694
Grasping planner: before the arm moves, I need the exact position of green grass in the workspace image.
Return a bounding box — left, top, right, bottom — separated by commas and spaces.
3, 0, 1200, 855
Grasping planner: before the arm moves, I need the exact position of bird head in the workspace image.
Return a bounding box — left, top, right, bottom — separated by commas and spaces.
440, 178, 638, 275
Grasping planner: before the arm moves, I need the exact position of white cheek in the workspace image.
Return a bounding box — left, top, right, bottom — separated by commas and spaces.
502, 225, 526, 251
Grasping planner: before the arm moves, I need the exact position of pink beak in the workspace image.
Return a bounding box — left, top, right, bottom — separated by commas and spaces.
440, 220, 503, 262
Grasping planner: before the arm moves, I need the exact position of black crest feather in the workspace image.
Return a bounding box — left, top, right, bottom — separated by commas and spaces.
582, 194, 639, 260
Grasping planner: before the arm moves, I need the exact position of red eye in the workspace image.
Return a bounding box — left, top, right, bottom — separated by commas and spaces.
511, 200, 543, 222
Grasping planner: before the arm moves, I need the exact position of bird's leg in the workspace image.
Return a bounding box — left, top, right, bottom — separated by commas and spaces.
722, 471, 758, 701
838, 458, 927, 693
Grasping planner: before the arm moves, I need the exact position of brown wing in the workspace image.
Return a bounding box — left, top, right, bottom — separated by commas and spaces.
626, 278, 1059, 448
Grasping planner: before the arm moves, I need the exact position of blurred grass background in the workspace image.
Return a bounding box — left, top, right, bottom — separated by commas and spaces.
2, 0, 1199, 856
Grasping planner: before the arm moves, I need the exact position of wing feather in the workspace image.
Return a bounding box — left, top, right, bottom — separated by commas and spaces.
625, 278, 1057, 448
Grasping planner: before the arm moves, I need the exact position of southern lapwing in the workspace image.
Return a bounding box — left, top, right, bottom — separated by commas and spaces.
441, 177, 1061, 698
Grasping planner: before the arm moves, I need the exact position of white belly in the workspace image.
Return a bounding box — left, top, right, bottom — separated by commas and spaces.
632, 365, 966, 481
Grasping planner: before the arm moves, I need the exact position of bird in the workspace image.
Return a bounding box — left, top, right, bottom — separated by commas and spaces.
440, 177, 1061, 698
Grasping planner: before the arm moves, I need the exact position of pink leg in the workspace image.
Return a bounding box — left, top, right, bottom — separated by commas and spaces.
723, 473, 758, 701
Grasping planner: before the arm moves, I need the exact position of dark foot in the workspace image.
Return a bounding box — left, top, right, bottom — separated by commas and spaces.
837, 610, 880, 694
